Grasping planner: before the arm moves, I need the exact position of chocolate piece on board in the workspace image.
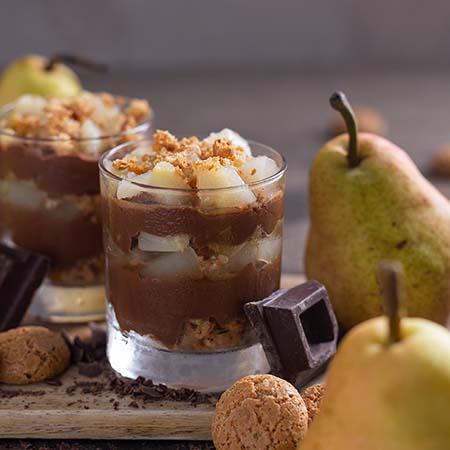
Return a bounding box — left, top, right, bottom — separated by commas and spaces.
0, 243, 49, 331
245, 280, 338, 388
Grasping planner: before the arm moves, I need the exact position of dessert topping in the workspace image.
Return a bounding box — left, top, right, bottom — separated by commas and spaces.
0, 92, 151, 142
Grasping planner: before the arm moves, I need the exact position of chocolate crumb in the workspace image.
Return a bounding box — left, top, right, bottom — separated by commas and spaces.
0, 388, 46, 399
45, 378, 63, 387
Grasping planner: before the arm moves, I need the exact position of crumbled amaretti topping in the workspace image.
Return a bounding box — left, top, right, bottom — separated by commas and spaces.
0, 92, 151, 141
111, 129, 256, 187
109, 129, 280, 207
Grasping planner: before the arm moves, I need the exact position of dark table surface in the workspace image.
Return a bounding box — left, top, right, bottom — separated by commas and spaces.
4, 67, 450, 449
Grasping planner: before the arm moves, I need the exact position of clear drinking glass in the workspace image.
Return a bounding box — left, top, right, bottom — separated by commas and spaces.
0, 103, 153, 322
100, 138, 286, 392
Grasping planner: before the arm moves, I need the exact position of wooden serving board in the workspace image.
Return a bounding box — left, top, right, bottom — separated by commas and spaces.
0, 274, 304, 440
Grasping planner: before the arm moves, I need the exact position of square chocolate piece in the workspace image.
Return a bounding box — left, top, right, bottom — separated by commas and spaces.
0, 243, 49, 331
245, 280, 338, 387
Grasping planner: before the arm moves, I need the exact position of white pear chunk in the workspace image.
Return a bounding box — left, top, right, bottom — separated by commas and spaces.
240, 156, 279, 183
140, 248, 201, 279
138, 232, 190, 253
195, 164, 256, 208
207, 241, 258, 280
4, 179, 45, 209
151, 161, 191, 205
14, 95, 46, 115
151, 162, 190, 189
116, 171, 153, 200
128, 145, 155, 159
80, 119, 102, 155
257, 237, 282, 263
203, 128, 252, 156
225, 242, 258, 271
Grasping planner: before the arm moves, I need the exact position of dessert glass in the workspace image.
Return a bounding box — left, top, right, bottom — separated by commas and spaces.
100, 138, 286, 392
0, 99, 153, 322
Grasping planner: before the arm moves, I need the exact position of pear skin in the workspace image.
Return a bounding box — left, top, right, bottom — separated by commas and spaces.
300, 317, 450, 450
0, 54, 81, 106
305, 133, 450, 329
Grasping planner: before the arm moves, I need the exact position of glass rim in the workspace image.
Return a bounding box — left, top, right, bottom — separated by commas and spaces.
99, 137, 287, 193
0, 97, 154, 143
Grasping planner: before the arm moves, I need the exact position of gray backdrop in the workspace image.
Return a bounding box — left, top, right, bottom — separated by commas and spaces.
1, 0, 450, 71
2, 1, 450, 274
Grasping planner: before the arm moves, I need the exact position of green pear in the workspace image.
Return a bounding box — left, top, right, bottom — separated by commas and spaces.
305, 92, 450, 330
0, 54, 82, 106
300, 262, 450, 450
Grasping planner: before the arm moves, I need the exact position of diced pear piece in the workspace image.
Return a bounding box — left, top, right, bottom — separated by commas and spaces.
128, 144, 155, 159
138, 232, 190, 253
257, 237, 282, 263
195, 164, 256, 208
13, 94, 47, 115
151, 161, 191, 205
240, 156, 279, 183
203, 128, 252, 156
226, 242, 258, 271
151, 162, 190, 189
4, 179, 45, 209
207, 242, 258, 280
116, 171, 153, 200
80, 119, 102, 155
140, 248, 202, 279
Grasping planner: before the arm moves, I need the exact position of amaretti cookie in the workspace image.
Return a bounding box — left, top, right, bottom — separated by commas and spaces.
0, 326, 70, 384
301, 383, 325, 424
212, 374, 308, 450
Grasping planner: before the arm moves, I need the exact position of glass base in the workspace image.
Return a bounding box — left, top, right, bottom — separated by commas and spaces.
107, 306, 270, 393
29, 281, 106, 323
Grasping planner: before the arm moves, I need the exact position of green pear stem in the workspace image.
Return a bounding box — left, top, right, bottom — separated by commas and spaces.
329, 91, 360, 168
45, 54, 108, 73
377, 261, 405, 344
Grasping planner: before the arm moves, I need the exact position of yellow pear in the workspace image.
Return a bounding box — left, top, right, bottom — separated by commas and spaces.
305, 92, 450, 330
0, 54, 82, 106
300, 262, 450, 450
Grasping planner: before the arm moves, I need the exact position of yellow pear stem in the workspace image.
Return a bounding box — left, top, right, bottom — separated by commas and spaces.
45, 54, 108, 73
329, 91, 360, 168
377, 261, 405, 344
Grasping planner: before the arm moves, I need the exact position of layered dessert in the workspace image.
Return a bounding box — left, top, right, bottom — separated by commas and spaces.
0, 92, 152, 321
101, 129, 286, 357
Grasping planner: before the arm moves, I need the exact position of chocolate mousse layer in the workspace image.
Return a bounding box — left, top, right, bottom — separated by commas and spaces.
6, 202, 102, 268
108, 259, 281, 351
0, 143, 99, 196
105, 191, 284, 252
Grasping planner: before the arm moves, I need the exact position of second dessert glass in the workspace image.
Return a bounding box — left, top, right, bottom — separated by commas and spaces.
0, 93, 153, 322
100, 132, 286, 391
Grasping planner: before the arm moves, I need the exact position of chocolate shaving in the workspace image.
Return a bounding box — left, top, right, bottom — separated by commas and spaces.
0, 388, 46, 399
44, 378, 63, 387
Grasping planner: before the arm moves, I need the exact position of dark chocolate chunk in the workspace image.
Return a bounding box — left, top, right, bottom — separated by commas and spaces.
78, 361, 104, 378
245, 280, 338, 388
88, 322, 107, 348
0, 243, 49, 332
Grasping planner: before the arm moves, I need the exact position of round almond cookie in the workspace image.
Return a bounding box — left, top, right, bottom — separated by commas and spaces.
301, 383, 325, 424
212, 374, 308, 450
0, 326, 70, 384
